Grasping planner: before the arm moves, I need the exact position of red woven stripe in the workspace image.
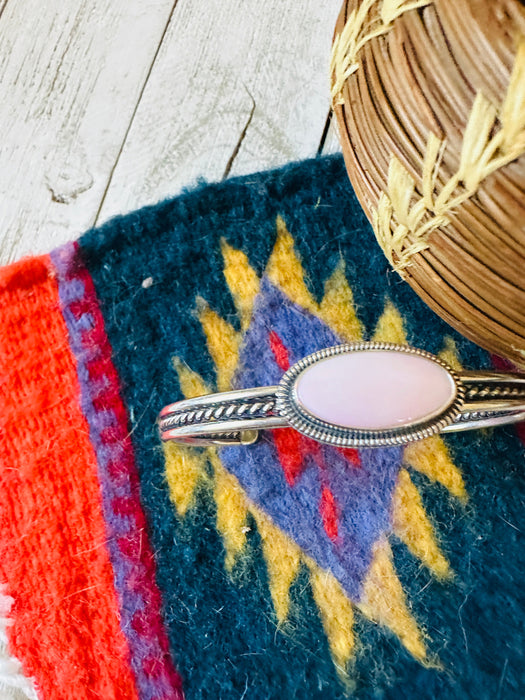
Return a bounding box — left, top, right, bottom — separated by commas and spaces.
273, 428, 306, 485
58, 245, 184, 698
0, 256, 140, 700
320, 486, 339, 541
269, 330, 290, 371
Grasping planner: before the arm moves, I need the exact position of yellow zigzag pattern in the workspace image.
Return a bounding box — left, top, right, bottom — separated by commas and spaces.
163, 217, 466, 679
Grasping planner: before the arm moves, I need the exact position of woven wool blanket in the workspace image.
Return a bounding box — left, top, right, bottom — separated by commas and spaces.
0, 155, 523, 700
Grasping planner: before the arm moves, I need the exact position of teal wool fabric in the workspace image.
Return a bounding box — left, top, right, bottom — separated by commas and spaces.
77, 155, 524, 699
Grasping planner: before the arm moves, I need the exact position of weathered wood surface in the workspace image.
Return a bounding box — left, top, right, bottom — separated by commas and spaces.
0, 0, 341, 264
0, 0, 177, 263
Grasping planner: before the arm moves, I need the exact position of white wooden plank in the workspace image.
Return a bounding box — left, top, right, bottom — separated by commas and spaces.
97, 0, 342, 223
0, 0, 175, 264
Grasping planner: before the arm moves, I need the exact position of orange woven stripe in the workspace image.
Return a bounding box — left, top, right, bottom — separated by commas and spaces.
0, 256, 139, 700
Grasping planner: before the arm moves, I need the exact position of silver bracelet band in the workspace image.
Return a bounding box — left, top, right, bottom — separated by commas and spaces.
158, 343, 525, 448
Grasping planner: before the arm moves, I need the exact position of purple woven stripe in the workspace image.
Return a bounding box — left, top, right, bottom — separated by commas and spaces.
51, 242, 184, 700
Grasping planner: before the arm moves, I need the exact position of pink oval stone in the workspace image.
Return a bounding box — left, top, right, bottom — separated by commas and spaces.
295, 350, 456, 430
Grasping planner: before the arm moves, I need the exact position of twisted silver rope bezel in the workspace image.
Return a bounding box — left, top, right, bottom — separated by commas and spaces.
160, 398, 276, 430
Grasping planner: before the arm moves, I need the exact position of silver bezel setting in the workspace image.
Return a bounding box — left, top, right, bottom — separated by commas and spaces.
275, 342, 465, 448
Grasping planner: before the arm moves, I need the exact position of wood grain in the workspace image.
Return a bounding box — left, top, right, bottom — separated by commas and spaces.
0, 1, 342, 263
96, 0, 341, 223
0, 0, 176, 263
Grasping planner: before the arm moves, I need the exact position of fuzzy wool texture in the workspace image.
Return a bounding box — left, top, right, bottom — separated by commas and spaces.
50, 243, 184, 700
76, 155, 524, 699
0, 155, 523, 699
0, 257, 141, 700
0, 588, 38, 700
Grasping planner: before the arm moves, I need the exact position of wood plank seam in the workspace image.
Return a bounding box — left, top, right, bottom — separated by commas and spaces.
222, 87, 257, 179
94, 0, 181, 226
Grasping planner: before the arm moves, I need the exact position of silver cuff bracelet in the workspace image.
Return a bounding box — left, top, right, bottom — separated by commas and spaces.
158, 343, 525, 448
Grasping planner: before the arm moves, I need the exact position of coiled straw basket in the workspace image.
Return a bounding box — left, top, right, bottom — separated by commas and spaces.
331, 0, 525, 366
